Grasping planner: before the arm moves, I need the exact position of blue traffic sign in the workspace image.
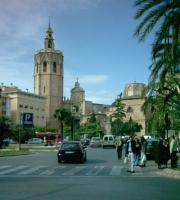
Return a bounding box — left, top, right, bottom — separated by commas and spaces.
23, 113, 33, 128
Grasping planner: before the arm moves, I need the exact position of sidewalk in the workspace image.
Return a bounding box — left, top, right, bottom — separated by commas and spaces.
155, 155, 180, 179
157, 168, 180, 179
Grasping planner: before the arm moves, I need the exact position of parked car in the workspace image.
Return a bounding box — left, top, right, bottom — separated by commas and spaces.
146, 139, 159, 160
102, 134, 115, 148
80, 138, 90, 147
27, 138, 43, 144
57, 141, 87, 163
90, 137, 101, 147
2, 138, 17, 146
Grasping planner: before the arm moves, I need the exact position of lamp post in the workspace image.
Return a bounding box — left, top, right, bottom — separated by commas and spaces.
18, 112, 22, 151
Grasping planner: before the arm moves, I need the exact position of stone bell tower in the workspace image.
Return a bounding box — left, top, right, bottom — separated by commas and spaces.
34, 21, 64, 127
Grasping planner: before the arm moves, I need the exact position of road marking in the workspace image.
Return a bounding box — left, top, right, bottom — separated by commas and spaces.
62, 166, 86, 175
0, 165, 11, 170
86, 166, 105, 175
0, 166, 28, 175
18, 166, 47, 175
40, 166, 65, 175
109, 166, 123, 175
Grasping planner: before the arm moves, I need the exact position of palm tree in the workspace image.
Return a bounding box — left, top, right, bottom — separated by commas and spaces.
134, 0, 180, 136
54, 108, 71, 141
134, 0, 180, 43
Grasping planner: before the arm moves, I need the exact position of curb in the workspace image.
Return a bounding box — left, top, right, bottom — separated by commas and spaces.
157, 168, 180, 179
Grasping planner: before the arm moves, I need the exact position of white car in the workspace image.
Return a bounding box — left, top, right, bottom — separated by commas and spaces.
90, 137, 101, 147
27, 138, 43, 144
102, 135, 115, 148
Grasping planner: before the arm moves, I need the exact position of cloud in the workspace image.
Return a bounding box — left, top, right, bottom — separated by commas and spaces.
86, 90, 117, 105
64, 70, 109, 86
79, 75, 109, 85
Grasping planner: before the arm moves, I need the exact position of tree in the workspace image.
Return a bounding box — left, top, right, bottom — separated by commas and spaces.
0, 117, 11, 148
134, 0, 180, 137
111, 93, 126, 122
54, 108, 71, 140
111, 93, 126, 135
119, 117, 143, 136
78, 113, 103, 138
12, 126, 36, 144
134, 0, 180, 43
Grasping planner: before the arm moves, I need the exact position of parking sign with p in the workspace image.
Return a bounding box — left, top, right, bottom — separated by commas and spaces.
23, 113, 33, 128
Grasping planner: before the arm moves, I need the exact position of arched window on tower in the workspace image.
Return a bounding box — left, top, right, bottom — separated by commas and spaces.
48, 42, 51, 48
43, 61, 47, 72
53, 62, 57, 73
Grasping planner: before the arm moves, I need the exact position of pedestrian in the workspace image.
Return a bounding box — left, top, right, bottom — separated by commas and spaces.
116, 136, 123, 159
139, 136, 147, 167
156, 136, 170, 169
170, 135, 178, 168
126, 135, 136, 173
134, 137, 141, 166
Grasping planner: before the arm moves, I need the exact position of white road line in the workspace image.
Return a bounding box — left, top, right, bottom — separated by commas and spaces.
0, 166, 28, 175
109, 166, 123, 175
40, 166, 65, 175
86, 166, 105, 175
62, 166, 86, 175
18, 166, 47, 175
0, 165, 11, 170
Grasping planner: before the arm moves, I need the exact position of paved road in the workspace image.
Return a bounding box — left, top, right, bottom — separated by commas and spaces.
0, 147, 180, 200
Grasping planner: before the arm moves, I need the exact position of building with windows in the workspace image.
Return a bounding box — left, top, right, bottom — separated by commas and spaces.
0, 88, 11, 119
0, 85, 46, 127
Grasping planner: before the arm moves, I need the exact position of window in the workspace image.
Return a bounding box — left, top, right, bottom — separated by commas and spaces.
30, 106, 33, 110
48, 42, 51, 48
53, 62, 57, 73
36, 64, 38, 73
19, 104, 23, 108
127, 106, 133, 113
44, 86, 46, 94
24, 105, 28, 109
43, 61, 47, 72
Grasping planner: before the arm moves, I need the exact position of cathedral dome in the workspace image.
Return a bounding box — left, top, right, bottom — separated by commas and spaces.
71, 81, 85, 93
123, 82, 145, 98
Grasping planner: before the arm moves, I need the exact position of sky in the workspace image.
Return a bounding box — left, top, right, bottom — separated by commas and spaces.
0, 0, 153, 105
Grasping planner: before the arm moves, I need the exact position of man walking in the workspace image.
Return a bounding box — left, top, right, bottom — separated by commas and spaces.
170, 135, 178, 168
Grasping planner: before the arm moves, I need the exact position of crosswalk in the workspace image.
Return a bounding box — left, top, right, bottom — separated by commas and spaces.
0, 165, 159, 177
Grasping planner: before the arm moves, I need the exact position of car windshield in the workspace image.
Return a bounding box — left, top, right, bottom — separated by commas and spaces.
92, 138, 100, 141
61, 143, 80, 150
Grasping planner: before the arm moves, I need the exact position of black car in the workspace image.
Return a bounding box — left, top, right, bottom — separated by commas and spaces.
57, 141, 87, 163
146, 139, 159, 160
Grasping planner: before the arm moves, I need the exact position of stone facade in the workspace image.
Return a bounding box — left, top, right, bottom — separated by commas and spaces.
122, 83, 146, 135
34, 22, 63, 127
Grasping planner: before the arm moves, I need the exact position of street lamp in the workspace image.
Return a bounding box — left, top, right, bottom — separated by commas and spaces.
18, 112, 23, 151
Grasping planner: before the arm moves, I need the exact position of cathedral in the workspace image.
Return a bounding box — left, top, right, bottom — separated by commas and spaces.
0, 22, 146, 135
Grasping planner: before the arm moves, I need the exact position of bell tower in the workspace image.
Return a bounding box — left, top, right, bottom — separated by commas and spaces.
34, 21, 64, 127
